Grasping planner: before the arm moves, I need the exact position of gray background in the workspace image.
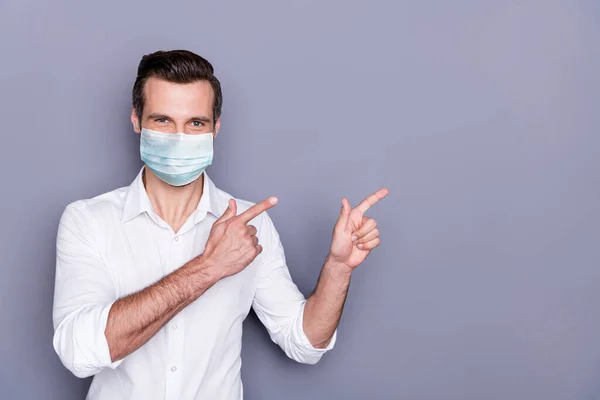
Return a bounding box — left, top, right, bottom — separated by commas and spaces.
1, 0, 599, 399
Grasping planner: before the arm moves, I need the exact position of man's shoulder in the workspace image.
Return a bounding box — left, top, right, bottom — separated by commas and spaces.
62, 185, 129, 222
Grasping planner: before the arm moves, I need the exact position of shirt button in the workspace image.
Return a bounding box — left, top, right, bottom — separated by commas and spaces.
174, 236, 179, 242
171, 366, 177, 372
172, 324, 178, 330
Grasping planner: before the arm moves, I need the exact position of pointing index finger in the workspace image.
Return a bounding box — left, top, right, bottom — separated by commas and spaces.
236, 196, 278, 224
356, 188, 389, 213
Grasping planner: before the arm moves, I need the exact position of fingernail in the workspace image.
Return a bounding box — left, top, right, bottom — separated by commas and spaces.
270, 197, 278, 205
357, 243, 364, 249
352, 236, 358, 241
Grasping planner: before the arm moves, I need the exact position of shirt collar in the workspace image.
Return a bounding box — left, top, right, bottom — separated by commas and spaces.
121, 167, 225, 224
193, 172, 226, 223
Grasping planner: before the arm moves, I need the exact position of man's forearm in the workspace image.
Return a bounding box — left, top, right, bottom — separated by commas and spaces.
105, 256, 217, 362
303, 254, 352, 348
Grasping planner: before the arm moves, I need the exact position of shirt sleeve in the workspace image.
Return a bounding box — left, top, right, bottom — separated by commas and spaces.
251, 213, 337, 365
52, 202, 123, 378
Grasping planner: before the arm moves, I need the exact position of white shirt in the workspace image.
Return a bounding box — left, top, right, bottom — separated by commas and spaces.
52, 168, 336, 400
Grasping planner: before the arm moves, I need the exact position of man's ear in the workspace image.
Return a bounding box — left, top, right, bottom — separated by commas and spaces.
213, 118, 221, 139
131, 108, 141, 133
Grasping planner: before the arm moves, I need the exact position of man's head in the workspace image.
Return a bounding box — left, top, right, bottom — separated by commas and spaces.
131, 50, 222, 136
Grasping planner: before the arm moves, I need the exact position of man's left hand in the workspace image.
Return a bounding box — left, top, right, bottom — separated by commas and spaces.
329, 188, 389, 270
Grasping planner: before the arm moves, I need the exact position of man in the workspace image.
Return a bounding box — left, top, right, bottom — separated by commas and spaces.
52, 50, 388, 399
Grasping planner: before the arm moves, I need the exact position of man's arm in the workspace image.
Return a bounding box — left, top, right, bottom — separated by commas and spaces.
251, 190, 386, 364
105, 197, 279, 362
302, 256, 352, 349
104, 257, 215, 362
302, 189, 389, 348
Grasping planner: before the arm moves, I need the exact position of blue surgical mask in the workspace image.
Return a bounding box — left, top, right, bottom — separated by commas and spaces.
140, 128, 214, 187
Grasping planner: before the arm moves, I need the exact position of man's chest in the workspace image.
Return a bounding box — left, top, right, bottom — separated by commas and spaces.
100, 216, 259, 314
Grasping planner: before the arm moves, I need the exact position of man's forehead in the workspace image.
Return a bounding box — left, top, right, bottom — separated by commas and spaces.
144, 77, 214, 105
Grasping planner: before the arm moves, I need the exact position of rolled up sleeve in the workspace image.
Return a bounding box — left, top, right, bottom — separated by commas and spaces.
52, 203, 122, 378
251, 213, 336, 365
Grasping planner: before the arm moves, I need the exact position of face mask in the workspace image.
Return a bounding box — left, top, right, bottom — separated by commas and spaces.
140, 128, 214, 187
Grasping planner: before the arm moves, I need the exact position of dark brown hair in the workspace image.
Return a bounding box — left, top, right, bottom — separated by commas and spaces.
132, 50, 223, 124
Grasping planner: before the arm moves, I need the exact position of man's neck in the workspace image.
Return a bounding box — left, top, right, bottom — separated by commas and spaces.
143, 168, 204, 233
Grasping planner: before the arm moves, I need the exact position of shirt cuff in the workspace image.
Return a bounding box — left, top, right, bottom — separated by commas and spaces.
291, 302, 337, 361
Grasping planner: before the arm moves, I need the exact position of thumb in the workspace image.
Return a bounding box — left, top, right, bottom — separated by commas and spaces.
216, 198, 237, 224
336, 197, 352, 229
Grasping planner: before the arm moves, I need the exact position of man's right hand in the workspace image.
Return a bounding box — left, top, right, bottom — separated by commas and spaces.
199, 196, 279, 280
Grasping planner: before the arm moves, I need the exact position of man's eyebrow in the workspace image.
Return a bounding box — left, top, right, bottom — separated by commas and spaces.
147, 113, 171, 120
189, 116, 212, 123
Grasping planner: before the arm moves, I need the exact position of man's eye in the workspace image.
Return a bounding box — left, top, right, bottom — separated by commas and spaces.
191, 121, 203, 127
156, 118, 168, 123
